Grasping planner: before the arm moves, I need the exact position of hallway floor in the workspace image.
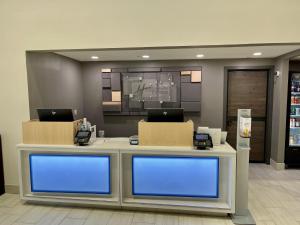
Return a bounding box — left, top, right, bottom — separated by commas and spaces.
0, 164, 300, 225
248, 163, 300, 225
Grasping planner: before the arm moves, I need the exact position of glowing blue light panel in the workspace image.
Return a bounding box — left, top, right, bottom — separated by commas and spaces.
29, 154, 110, 194
132, 156, 219, 198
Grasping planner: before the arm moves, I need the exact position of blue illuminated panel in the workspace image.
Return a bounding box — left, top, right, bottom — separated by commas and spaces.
132, 156, 219, 198
29, 154, 110, 194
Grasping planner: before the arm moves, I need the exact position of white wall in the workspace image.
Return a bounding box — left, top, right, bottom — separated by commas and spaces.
1, 0, 300, 186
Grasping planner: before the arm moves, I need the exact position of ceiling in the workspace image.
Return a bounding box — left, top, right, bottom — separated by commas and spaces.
55, 45, 300, 62
292, 56, 300, 61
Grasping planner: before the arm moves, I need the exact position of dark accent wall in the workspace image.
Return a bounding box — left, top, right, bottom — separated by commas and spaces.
26, 54, 275, 138
26, 52, 84, 120
81, 63, 103, 129
81, 59, 275, 137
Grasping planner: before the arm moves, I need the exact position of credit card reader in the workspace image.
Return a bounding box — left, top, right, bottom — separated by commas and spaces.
193, 132, 213, 150
75, 130, 91, 146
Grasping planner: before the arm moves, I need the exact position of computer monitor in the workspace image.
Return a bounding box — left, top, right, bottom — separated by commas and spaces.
147, 108, 184, 122
37, 109, 74, 122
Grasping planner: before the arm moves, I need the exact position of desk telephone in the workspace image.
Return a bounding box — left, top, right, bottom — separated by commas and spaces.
193, 132, 213, 150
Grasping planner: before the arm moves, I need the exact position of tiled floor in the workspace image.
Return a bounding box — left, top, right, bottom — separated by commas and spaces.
248, 164, 300, 225
0, 164, 300, 225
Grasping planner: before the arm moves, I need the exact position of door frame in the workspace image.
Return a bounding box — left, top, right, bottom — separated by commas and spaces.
223, 66, 274, 164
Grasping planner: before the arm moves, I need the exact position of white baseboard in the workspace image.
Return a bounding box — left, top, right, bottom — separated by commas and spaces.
270, 158, 285, 170
5, 185, 19, 194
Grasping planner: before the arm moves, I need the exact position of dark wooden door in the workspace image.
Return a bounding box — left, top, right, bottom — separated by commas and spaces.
226, 70, 268, 162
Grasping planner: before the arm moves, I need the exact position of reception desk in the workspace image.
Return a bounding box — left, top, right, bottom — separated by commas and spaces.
17, 138, 236, 214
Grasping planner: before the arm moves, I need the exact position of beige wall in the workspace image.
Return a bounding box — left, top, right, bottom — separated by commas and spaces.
1, 0, 300, 186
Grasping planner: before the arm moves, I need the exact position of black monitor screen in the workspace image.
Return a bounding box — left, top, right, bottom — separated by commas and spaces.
37, 109, 74, 122
147, 108, 184, 122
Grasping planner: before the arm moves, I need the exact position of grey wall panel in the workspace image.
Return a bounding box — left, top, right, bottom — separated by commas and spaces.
102, 78, 111, 88
111, 73, 121, 91
122, 95, 129, 112
162, 102, 180, 108
102, 73, 111, 79
271, 57, 289, 163
181, 101, 201, 112
128, 67, 161, 72
103, 103, 121, 112
26, 52, 84, 120
81, 63, 103, 129
181, 83, 201, 102
102, 89, 112, 101
112, 68, 127, 73
172, 72, 181, 106
81, 59, 274, 137
181, 76, 191, 83
129, 100, 142, 109
103, 115, 145, 137
143, 72, 157, 79
144, 101, 161, 108
162, 66, 202, 72
27, 58, 276, 138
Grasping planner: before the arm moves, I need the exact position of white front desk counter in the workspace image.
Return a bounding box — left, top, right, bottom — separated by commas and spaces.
17, 138, 236, 214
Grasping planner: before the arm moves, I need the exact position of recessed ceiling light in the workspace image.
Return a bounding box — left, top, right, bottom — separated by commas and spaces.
196, 54, 204, 58
253, 52, 262, 56
91, 56, 99, 60
142, 55, 150, 59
